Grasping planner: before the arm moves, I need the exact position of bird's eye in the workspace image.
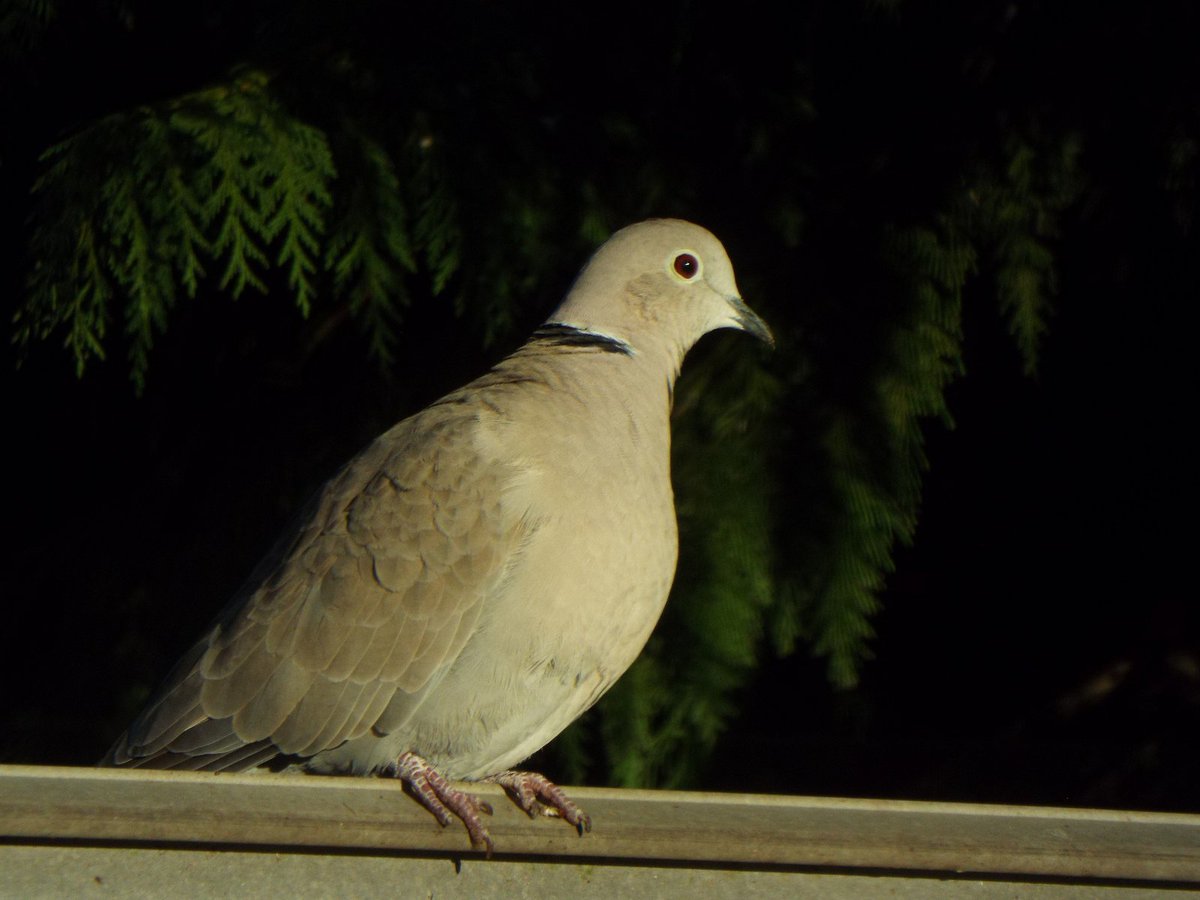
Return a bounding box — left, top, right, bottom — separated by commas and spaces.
673, 253, 699, 279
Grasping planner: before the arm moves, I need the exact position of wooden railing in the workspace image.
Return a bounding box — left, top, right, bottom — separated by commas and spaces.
2, 764, 1198, 895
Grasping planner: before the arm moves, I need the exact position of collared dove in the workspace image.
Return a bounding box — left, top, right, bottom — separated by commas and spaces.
103, 218, 773, 852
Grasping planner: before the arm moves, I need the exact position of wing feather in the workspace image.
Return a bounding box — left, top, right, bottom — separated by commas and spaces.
103, 405, 523, 773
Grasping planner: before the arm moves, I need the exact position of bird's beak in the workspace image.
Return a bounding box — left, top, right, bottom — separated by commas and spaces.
726, 295, 774, 347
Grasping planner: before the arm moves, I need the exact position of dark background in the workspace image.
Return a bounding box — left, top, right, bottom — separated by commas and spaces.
1, 1, 1196, 812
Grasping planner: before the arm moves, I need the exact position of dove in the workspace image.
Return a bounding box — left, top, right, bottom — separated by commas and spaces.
102, 218, 773, 853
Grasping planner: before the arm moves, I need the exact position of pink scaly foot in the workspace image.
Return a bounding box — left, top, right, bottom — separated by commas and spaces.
387, 752, 495, 855
488, 770, 593, 835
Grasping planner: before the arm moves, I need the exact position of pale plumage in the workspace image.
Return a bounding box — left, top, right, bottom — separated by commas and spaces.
103, 218, 772, 851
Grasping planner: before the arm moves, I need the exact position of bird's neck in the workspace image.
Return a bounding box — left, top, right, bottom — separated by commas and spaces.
531, 322, 634, 356
475, 329, 681, 428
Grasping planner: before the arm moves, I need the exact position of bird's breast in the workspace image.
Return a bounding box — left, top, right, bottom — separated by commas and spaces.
369, 356, 682, 777
446, 363, 676, 679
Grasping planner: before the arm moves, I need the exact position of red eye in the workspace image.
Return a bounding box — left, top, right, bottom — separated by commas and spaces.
673, 253, 699, 279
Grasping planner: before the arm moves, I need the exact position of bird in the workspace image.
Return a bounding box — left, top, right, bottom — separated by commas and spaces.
102, 217, 773, 853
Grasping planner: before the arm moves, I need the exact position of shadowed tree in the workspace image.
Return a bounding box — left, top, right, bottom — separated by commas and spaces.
1, 0, 1195, 796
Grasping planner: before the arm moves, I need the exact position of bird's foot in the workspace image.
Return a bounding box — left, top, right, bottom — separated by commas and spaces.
488, 769, 592, 835
387, 751, 495, 855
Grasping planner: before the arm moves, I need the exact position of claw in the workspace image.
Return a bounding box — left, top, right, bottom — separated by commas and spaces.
488, 770, 592, 835
387, 756, 592, 853
388, 752, 495, 855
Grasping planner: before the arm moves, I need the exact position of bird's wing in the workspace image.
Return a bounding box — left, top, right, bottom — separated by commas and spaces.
105, 404, 525, 771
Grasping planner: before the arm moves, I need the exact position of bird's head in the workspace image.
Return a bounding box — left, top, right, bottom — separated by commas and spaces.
548, 219, 773, 361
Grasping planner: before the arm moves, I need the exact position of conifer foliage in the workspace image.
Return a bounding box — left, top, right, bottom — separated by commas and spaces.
2, 0, 1189, 789
19, 70, 338, 390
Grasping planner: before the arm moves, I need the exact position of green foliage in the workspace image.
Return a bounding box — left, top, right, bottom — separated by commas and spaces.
325, 126, 417, 365
971, 135, 1085, 375
784, 221, 972, 690
16, 70, 337, 389
5, 0, 1144, 792
409, 131, 462, 300
778, 131, 1082, 690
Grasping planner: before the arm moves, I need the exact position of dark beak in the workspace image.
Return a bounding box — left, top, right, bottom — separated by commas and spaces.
727, 295, 774, 347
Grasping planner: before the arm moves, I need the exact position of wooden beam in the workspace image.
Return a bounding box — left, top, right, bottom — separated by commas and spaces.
1, 764, 1197, 884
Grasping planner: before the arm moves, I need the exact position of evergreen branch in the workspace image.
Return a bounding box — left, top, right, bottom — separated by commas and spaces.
164, 160, 210, 298
811, 417, 888, 689
800, 222, 972, 689
65, 220, 112, 369
101, 164, 175, 389
790, 135, 1079, 690
326, 129, 416, 365
260, 110, 335, 317
969, 134, 1084, 375
19, 69, 343, 386
210, 175, 271, 297
174, 88, 276, 298
411, 133, 462, 296
18, 131, 113, 373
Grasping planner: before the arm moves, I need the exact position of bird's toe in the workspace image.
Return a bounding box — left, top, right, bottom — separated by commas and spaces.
388, 751, 495, 855
489, 769, 592, 835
